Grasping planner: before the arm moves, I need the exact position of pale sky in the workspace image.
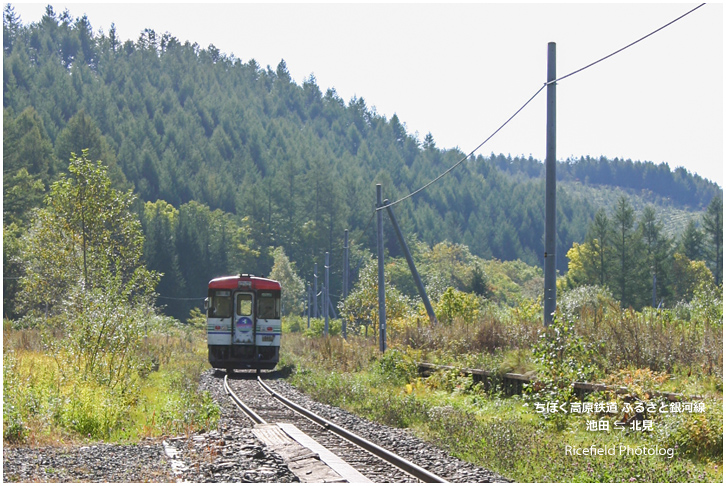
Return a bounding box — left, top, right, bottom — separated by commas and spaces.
8, 1, 725, 187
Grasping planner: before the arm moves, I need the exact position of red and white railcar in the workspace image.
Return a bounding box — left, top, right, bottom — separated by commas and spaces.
206, 274, 281, 373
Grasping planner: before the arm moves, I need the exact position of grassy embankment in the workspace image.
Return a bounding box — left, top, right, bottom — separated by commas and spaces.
5, 286, 721, 482
3, 314, 218, 446
279, 291, 723, 483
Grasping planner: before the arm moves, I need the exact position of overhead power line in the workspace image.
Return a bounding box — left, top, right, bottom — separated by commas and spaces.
378, 2, 706, 212
550, 3, 706, 86
379, 85, 546, 211
156, 295, 205, 301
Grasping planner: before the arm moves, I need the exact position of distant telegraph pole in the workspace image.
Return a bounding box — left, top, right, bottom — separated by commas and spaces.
544, 42, 557, 326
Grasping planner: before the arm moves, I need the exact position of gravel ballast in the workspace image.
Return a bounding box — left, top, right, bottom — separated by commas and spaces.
3, 369, 508, 482
264, 377, 509, 483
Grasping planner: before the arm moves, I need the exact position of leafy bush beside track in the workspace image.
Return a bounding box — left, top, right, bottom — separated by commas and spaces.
3, 318, 217, 444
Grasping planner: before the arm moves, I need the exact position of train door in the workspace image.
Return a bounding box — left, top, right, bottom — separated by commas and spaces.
233, 292, 255, 345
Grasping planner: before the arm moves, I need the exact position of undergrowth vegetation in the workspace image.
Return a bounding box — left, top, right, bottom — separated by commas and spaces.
3, 153, 219, 446
3, 316, 218, 445
281, 283, 723, 483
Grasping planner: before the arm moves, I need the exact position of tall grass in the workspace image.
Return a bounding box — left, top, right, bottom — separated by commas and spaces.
3, 318, 218, 445
393, 286, 723, 384
282, 334, 722, 482
280, 287, 723, 483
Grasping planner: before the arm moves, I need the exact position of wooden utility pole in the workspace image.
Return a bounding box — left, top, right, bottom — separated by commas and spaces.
544, 42, 557, 326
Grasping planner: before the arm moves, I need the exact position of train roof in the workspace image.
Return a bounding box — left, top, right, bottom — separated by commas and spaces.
208, 275, 281, 291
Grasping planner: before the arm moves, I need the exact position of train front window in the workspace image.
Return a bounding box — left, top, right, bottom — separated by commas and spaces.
237, 294, 253, 316
209, 290, 232, 318
258, 293, 280, 319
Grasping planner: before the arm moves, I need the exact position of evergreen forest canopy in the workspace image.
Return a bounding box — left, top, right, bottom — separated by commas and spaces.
3, 6, 723, 320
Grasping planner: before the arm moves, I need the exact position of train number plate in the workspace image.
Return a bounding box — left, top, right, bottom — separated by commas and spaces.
261, 335, 274, 342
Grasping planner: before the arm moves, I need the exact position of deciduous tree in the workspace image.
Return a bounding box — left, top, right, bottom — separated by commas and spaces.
18, 150, 158, 316
269, 247, 305, 316
671, 253, 714, 303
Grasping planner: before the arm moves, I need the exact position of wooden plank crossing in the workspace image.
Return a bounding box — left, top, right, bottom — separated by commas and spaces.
252, 423, 371, 483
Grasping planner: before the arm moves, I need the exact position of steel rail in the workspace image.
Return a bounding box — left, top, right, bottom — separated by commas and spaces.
224, 374, 266, 425
257, 376, 448, 483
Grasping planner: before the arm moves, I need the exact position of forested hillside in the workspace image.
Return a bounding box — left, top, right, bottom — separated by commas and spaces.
3, 6, 722, 319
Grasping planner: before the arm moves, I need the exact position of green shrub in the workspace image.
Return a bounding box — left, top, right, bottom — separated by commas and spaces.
660, 400, 723, 460
62, 383, 129, 438
378, 348, 418, 384
435, 287, 480, 325
524, 315, 597, 430
425, 368, 474, 394
3, 323, 213, 443
186, 307, 207, 330
3, 403, 27, 443
3, 351, 27, 443
558, 285, 614, 323
303, 318, 341, 337
282, 315, 306, 333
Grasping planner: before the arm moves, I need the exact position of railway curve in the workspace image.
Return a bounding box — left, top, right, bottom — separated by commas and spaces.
222, 370, 509, 483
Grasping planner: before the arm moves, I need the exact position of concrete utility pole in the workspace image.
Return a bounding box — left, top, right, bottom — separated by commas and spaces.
324, 252, 330, 336
313, 263, 318, 319
384, 199, 437, 324
321, 284, 326, 328
376, 184, 386, 353
307, 283, 311, 328
343, 229, 349, 339
544, 41, 557, 326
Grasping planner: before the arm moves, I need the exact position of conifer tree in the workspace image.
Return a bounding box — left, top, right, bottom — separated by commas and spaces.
702, 195, 723, 284
677, 218, 704, 262
611, 196, 646, 308
639, 205, 673, 306
587, 209, 612, 287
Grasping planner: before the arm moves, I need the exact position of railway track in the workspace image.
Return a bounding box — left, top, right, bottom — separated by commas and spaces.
223, 371, 446, 483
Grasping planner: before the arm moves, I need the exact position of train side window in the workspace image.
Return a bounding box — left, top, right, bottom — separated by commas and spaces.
237, 294, 253, 316
258, 294, 280, 319
209, 290, 232, 318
